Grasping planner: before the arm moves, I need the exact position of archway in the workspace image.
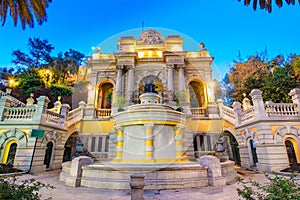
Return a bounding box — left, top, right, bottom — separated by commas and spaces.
224, 131, 241, 166
97, 82, 114, 109
44, 141, 54, 168
285, 138, 299, 166
2, 141, 18, 165
188, 80, 206, 108
63, 132, 79, 162
250, 139, 258, 166
138, 75, 163, 102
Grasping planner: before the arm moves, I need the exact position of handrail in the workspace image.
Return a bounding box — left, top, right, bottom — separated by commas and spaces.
190, 107, 207, 117
95, 109, 111, 118
3, 107, 36, 120
265, 103, 298, 116
240, 107, 254, 122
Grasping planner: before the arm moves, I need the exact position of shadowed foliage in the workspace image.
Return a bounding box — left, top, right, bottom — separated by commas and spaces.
238, 0, 300, 12
0, 0, 52, 29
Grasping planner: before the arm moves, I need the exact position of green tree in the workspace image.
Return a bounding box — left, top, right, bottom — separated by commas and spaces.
50, 49, 85, 85
0, 0, 52, 29
227, 53, 300, 103
238, 0, 300, 13
12, 37, 54, 69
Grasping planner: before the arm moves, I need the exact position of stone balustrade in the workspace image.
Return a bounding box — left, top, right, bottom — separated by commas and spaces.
95, 108, 112, 118
221, 105, 235, 124
240, 107, 254, 123
220, 88, 300, 127
67, 107, 84, 126
190, 107, 207, 117
3, 107, 37, 120
44, 110, 65, 127
265, 103, 298, 116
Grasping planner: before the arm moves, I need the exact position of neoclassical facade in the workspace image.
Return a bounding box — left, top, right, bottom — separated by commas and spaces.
0, 29, 299, 174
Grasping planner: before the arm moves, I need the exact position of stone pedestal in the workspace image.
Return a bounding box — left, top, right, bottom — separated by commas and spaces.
64, 156, 94, 187
130, 174, 145, 200
199, 155, 226, 186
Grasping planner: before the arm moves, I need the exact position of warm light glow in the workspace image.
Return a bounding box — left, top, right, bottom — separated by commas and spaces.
147, 51, 153, 57
157, 51, 163, 57
138, 52, 145, 58
7, 77, 18, 88
171, 45, 182, 51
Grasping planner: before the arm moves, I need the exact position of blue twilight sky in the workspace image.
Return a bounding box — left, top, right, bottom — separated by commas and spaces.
0, 0, 300, 80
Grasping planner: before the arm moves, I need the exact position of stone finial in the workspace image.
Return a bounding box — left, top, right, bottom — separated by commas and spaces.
242, 93, 252, 110
26, 93, 35, 107
79, 101, 87, 108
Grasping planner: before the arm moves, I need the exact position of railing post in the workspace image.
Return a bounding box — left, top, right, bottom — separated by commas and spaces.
33, 96, 50, 121
0, 96, 9, 121
289, 88, 300, 115
250, 89, 268, 119
216, 99, 224, 118
232, 102, 242, 125
61, 104, 71, 118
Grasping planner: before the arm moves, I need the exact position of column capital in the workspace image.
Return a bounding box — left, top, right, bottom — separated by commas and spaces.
177, 64, 185, 69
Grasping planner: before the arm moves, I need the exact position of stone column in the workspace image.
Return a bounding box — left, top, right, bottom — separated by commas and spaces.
232, 102, 242, 125
144, 123, 154, 160
250, 89, 268, 119
178, 65, 185, 92
167, 65, 174, 100
130, 174, 145, 200
289, 88, 300, 115
115, 126, 124, 160
33, 96, 50, 122
116, 65, 123, 96
127, 66, 135, 105
174, 125, 184, 160
0, 96, 9, 121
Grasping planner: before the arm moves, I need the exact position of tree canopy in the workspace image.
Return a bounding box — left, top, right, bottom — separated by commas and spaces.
238, 0, 300, 13
224, 51, 300, 104
0, 0, 52, 29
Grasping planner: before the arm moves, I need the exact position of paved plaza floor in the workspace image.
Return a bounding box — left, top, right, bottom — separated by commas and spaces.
14, 168, 274, 200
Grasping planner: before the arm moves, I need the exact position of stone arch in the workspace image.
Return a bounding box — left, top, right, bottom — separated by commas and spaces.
135, 64, 167, 89
0, 129, 27, 164
96, 80, 114, 109
242, 129, 259, 166
274, 126, 299, 144
242, 129, 259, 146
284, 137, 300, 164
41, 130, 60, 148
63, 130, 80, 162
223, 129, 241, 166
186, 78, 208, 107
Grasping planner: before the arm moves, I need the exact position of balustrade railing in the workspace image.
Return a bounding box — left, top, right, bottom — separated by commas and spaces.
0, 89, 26, 107
222, 106, 235, 122
241, 107, 254, 123
265, 103, 298, 116
67, 107, 83, 126
96, 109, 111, 118
45, 110, 65, 126
4, 107, 36, 120
190, 107, 207, 117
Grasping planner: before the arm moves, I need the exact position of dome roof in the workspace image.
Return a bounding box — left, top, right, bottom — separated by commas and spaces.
137, 29, 164, 45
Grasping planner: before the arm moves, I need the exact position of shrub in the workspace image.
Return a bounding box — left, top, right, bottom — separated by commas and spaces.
237, 173, 300, 200
0, 177, 53, 200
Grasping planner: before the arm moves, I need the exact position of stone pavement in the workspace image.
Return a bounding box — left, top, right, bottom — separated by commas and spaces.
18, 169, 267, 200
